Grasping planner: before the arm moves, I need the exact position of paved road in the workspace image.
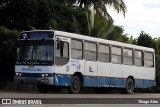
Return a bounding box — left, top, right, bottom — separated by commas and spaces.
0, 91, 160, 107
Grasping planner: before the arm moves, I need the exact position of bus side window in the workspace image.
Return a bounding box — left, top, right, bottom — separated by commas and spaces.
56, 41, 69, 66
144, 52, 154, 67
134, 50, 143, 66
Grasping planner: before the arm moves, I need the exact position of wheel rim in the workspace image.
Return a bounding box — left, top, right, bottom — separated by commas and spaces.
73, 79, 80, 91
127, 80, 134, 93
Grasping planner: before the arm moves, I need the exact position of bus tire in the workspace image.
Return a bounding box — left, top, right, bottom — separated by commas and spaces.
37, 84, 48, 93
69, 75, 81, 94
126, 78, 134, 94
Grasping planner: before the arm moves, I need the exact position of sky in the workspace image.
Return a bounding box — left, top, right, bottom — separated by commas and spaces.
109, 0, 160, 39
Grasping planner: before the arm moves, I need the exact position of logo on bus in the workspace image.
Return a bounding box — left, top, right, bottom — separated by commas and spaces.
89, 66, 93, 72
76, 64, 81, 70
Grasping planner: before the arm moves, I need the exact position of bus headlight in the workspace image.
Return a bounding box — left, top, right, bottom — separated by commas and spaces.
42, 74, 45, 77
16, 73, 21, 76
42, 73, 49, 77
19, 73, 22, 76
45, 73, 48, 77
16, 73, 19, 76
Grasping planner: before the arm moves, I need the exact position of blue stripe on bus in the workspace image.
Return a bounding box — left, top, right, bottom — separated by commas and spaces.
135, 79, 144, 88
110, 78, 123, 87
143, 80, 156, 88
54, 74, 71, 86
16, 73, 155, 88
82, 76, 155, 88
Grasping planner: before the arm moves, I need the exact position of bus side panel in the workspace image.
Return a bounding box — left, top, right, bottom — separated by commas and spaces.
54, 74, 71, 86
122, 65, 135, 87
97, 62, 111, 87
134, 67, 144, 88
84, 61, 97, 87
144, 67, 156, 88
70, 60, 85, 77
110, 64, 123, 87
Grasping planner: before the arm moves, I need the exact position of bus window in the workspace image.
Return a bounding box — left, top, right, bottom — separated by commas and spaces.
98, 44, 110, 62
84, 42, 97, 61
71, 39, 83, 59
123, 49, 133, 65
144, 52, 154, 67
55, 41, 69, 66
134, 50, 143, 66
111, 46, 122, 64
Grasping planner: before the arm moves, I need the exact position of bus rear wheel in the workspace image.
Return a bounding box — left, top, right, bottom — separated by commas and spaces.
69, 75, 81, 94
126, 78, 134, 94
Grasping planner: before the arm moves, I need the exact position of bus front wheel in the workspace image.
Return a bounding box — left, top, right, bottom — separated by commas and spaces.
69, 75, 81, 94
37, 84, 48, 93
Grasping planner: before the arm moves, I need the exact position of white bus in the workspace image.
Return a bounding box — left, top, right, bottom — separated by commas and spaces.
15, 30, 156, 94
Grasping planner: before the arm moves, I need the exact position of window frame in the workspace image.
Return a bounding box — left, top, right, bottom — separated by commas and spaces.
144, 51, 154, 67
98, 44, 110, 63
123, 48, 133, 65
55, 40, 69, 66
134, 50, 144, 67
84, 41, 97, 61
71, 39, 83, 60
111, 46, 122, 64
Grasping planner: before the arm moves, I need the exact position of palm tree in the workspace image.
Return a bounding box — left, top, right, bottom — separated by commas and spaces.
77, 0, 127, 21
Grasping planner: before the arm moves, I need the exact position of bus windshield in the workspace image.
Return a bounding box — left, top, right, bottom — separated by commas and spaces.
16, 40, 54, 65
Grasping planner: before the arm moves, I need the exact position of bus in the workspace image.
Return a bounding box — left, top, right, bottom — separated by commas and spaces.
15, 30, 156, 94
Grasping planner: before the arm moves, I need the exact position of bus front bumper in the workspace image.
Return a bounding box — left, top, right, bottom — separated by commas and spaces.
14, 76, 53, 85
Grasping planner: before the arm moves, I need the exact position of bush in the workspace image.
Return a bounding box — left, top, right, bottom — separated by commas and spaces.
0, 26, 20, 81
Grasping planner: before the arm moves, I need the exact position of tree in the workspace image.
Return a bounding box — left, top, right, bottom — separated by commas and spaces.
137, 31, 154, 48
77, 0, 127, 21
0, 26, 19, 81
105, 25, 129, 43
0, 0, 90, 35
129, 35, 134, 44
90, 14, 113, 38
155, 38, 160, 86
0, 0, 10, 9
0, 0, 39, 30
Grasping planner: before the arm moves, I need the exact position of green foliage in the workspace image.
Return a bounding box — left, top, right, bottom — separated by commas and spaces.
0, 26, 19, 81
137, 31, 155, 48
48, 5, 89, 35
0, 0, 90, 34
155, 38, 160, 86
0, 0, 39, 30
105, 26, 129, 43
129, 36, 134, 44
89, 14, 129, 43
90, 15, 113, 38
77, 0, 127, 21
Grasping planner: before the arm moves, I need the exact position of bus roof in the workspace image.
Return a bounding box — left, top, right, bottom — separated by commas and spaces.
23, 30, 155, 52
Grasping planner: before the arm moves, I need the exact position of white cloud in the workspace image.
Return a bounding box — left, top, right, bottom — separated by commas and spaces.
108, 0, 160, 38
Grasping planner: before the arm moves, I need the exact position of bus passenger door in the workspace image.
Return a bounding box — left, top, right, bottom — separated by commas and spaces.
54, 36, 71, 86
